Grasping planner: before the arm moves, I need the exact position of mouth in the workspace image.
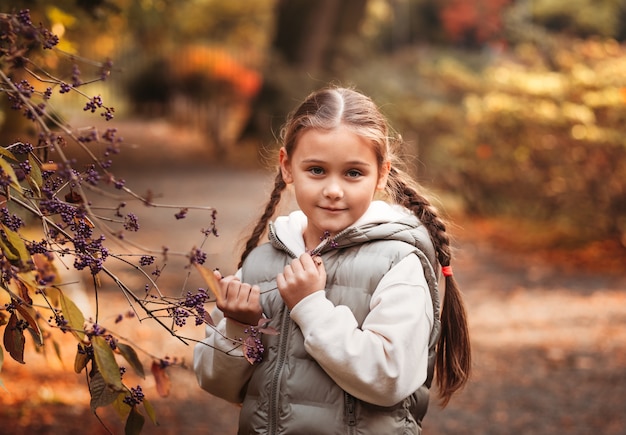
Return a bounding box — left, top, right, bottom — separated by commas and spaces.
319, 206, 347, 213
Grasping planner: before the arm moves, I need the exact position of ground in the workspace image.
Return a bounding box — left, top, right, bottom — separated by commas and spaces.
1, 119, 625, 434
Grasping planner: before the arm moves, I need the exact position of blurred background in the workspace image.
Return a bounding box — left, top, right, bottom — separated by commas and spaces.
2, 0, 626, 249
1, 1, 625, 434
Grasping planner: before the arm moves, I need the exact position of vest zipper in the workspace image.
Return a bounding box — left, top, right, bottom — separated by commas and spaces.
269, 223, 355, 258
268, 226, 299, 259
344, 392, 357, 431
268, 304, 291, 434
267, 224, 354, 433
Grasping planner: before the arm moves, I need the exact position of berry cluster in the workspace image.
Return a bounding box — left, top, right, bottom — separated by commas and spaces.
123, 385, 145, 406
48, 311, 70, 332
189, 248, 207, 265
0, 207, 24, 232
170, 288, 210, 327
242, 326, 265, 365
124, 213, 140, 232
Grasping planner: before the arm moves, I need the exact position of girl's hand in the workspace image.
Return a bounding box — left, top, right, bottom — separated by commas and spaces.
276, 253, 326, 310
213, 270, 263, 326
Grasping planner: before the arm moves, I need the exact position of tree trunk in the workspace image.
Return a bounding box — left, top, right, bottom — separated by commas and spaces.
241, 0, 368, 142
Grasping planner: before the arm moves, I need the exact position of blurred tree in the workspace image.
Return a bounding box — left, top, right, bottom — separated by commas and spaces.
272, 0, 367, 71
242, 0, 369, 143
528, 0, 626, 40
0, 0, 121, 144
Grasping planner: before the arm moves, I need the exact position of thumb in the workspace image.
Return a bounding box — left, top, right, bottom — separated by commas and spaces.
213, 269, 223, 280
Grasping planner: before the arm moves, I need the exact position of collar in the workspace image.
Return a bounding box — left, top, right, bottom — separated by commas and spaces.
272, 201, 413, 256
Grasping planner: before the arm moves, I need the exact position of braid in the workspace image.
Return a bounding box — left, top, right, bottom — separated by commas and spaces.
238, 171, 286, 268
388, 167, 471, 406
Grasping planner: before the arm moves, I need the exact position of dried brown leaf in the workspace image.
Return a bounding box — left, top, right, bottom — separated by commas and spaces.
150, 360, 171, 398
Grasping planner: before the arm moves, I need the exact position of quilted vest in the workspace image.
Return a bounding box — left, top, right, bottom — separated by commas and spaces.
238, 216, 442, 435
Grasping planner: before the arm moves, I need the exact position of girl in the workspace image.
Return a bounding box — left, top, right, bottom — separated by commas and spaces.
194, 86, 471, 434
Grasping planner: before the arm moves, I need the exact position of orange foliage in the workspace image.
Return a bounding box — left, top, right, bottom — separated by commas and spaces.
171, 45, 262, 99
440, 0, 512, 44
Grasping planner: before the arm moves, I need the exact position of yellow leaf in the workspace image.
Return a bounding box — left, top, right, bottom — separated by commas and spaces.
0, 224, 30, 264
0, 147, 17, 161
0, 237, 18, 261
59, 290, 86, 341
112, 392, 132, 419
0, 157, 22, 193
193, 263, 222, 304
142, 398, 158, 425
27, 154, 42, 195
74, 343, 89, 373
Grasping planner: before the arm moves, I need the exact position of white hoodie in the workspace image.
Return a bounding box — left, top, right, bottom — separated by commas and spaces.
194, 201, 434, 406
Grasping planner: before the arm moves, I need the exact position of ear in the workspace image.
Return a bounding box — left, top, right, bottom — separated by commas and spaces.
376, 160, 391, 190
279, 147, 294, 184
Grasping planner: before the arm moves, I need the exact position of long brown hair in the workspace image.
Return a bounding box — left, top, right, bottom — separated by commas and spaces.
239, 86, 471, 405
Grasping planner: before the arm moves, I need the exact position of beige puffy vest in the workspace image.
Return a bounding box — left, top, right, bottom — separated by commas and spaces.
238, 217, 441, 435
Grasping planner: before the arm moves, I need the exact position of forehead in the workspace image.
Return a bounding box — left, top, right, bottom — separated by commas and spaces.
293, 126, 378, 164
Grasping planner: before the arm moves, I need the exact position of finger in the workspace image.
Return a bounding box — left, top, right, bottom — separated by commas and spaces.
237, 283, 252, 302
282, 263, 294, 280
299, 252, 319, 269
289, 257, 304, 274
248, 285, 261, 304
276, 272, 286, 290
224, 278, 242, 301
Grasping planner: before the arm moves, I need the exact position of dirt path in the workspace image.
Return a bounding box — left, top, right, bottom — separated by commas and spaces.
2, 119, 625, 434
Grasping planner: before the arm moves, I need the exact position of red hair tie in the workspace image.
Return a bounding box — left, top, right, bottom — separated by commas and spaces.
441, 265, 453, 277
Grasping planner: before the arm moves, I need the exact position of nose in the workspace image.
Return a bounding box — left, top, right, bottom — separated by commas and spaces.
323, 179, 344, 200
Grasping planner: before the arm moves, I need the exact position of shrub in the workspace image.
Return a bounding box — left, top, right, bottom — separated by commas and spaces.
0, 10, 266, 434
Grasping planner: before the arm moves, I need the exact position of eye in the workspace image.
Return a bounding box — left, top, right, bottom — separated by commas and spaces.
308, 166, 324, 176
346, 169, 362, 178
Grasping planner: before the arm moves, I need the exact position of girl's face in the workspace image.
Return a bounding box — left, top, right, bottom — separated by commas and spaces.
280, 124, 390, 249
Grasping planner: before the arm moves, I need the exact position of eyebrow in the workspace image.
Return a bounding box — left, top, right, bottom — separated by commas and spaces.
301, 158, 372, 166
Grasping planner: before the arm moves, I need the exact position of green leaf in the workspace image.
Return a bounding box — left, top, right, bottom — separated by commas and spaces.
117, 343, 145, 379
125, 406, 145, 435
3, 313, 25, 364
92, 336, 123, 390
0, 157, 22, 193
142, 397, 158, 425
0, 224, 30, 264
89, 369, 124, 411
59, 291, 86, 341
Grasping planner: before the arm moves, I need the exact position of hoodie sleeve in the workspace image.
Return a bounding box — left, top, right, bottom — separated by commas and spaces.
289, 254, 434, 407
193, 307, 257, 404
